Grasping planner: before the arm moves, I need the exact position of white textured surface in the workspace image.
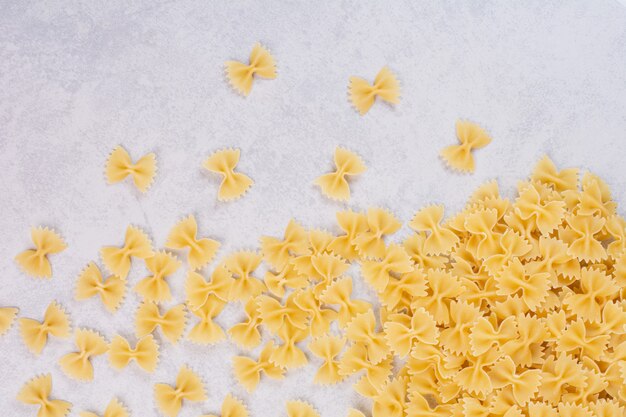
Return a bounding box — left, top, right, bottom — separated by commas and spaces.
1, 1, 626, 416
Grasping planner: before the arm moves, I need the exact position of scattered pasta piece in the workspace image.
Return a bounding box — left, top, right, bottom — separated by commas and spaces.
154, 366, 206, 417
440, 120, 492, 173
228, 297, 263, 350
203, 149, 254, 201
15, 226, 67, 278
135, 302, 186, 344
101, 225, 154, 279
352, 208, 402, 259
187, 294, 226, 344
327, 210, 369, 261
79, 398, 129, 417
75, 262, 126, 312
233, 341, 285, 392
308, 334, 346, 384
260, 219, 309, 270
286, 400, 321, 417
105, 145, 156, 193
0, 306, 18, 335
314, 148, 366, 201
225, 43, 276, 96
186, 267, 232, 310
165, 215, 220, 270
201, 394, 248, 417
108, 334, 159, 372
223, 251, 266, 301
348, 67, 400, 115
59, 328, 108, 381
17, 374, 71, 417
134, 251, 182, 302
19, 301, 70, 354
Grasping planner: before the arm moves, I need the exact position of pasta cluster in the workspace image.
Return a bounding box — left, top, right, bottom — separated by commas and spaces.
8, 155, 626, 417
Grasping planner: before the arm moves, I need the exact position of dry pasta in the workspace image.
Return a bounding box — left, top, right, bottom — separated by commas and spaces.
79, 398, 129, 417
58, 328, 108, 381
314, 148, 366, 201
225, 43, 276, 96
440, 120, 491, 173
348, 67, 400, 115
15, 226, 66, 278
75, 262, 126, 312
17, 374, 71, 417
154, 366, 206, 417
203, 149, 253, 201
105, 145, 157, 193
19, 301, 70, 354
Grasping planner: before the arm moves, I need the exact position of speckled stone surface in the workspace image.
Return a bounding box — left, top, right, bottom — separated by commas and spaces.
1, 1, 625, 416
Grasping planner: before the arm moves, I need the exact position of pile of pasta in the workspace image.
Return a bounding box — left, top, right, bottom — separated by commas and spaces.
7, 155, 626, 417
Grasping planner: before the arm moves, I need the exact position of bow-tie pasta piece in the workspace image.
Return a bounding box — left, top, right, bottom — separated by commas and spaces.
531, 155, 579, 193
201, 394, 248, 417
79, 398, 129, 417
108, 334, 159, 372
308, 335, 346, 384
372, 377, 407, 417
59, 328, 108, 381
383, 308, 439, 358
319, 277, 371, 327
286, 401, 321, 417
327, 210, 369, 261
349, 67, 400, 115
203, 149, 254, 201
223, 251, 266, 301
0, 306, 18, 335
15, 226, 67, 278
232, 340, 285, 392
105, 145, 156, 193
409, 205, 459, 255
134, 251, 182, 302
228, 297, 263, 350
361, 244, 413, 293
135, 302, 186, 344
260, 219, 309, 270
258, 293, 309, 335
271, 325, 309, 369
337, 342, 393, 391
101, 225, 154, 279
225, 43, 276, 96
440, 120, 492, 173
187, 294, 227, 344
19, 301, 70, 354
352, 208, 402, 259
185, 267, 232, 310
165, 215, 220, 270
314, 148, 366, 201
346, 310, 389, 364
154, 366, 207, 417
75, 262, 126, 312
17, 374, 72, 417
294, 288, 337, 337
488, 356, 542, 406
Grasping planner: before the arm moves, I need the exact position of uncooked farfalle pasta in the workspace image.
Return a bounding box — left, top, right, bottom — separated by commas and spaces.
203, 149, 254, 201
15, 226, 67, 278
348, 67, 400, 115
225, 43, 277, 96
105, 145, 157, 193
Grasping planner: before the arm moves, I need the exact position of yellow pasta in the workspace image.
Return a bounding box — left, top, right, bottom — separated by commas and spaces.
165, 215, 220, 270
328, 210, 369, 261
154, 366, 206, 417
348, 67, 400, 115
286, 401, 321, 417
440, 120, 491, 172
0, 306, 18, 335
135, 302, 186, 344
201, 394, 248, 417
260, 219, 309, 270
101, 225, 154, 279
271, 325, 308, 369
108, 334, 159, 372
105, 145, 156, 193
352, 208, 401, 259
409, 205, 459, 255
80, 398, 129, 417
233, 341, 285, 392
134, 251, 181, 302
19, 301, 70, 354
203, 149, 253, 201
361, 244, 412, 292
314, 147, 366, 201
228, 296, 263, 350
15, 226, 66, 278
17, 374, 71, 417
345, 310, 389, 364
59, 328, 108, 381
185, 267, 232, 310
223, 251, 266, 301
319, 277, 371, 327
187, 294, 226, 344
308, 334, 345, 384
225, 43, 276, 96
75, 262, 126, 312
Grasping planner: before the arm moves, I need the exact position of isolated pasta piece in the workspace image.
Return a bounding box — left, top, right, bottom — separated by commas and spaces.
0, 306, 18, 335
286, 401, 321, 417
203, 149, 253, 201
105, 145, 156, 193
328, 210, 369, 260
19, 301, 70, 354
233, 341, 285, 392
165, 215, 220, 270
228, 297, 262, 350
201, 394, 248, 417
352, 208, 402, 259
17, 374, 71, 417
80, 398, 129, 417
135, 302, 186, 344
409, 205, 459, 255
154, 366, 206, 417
15, 226, 67, 278
314, 148, 366, 201
134, 251, 181, 302
223, 251, 266, 301
308, 335, 346, 384
440, 120, 491, 173
108, 334, 159, 372
188, 294, 226, 344
75, 262, 126, 312
348, 67, 400, 115
101, 225, 154, 279
260, 219, 308, 270
59, 328, 108, 381
225, 43, 276, 96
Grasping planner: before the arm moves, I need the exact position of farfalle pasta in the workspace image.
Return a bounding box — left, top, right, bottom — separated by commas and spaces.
0, 306, 18, 335
314, 148, 366, 201
201, 394, 248, 417
80, 398, 129, 417
17, 374, 71, 417
225, 43, 276, 96
186, 267, 232, 309
352, 208, 402, 259
203, 149, 253, 201
135, 302, 186, 344
75, 262, 126, 312
134, 251, 181, 302
440, 120, 491, 173
108, 334, 159, 372
223, 251, 266, 301
260, 219, 309, 270
308, 334, 345, 384
101, 225, 154, 279
165, 215, 220, 270
154, 366, 206, 417
59, 328, 108, 381
233, 340, 285, 392
228, 297, 263, 349
19, 301, 70, 354
348, 67, 400, 115
286, 401, 321, 417
15, 226, 67, 278
105, 145, 157, 193
187, 294, 226, 344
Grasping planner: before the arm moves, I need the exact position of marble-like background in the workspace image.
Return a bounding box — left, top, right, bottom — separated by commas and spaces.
1, 1, 625, 416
